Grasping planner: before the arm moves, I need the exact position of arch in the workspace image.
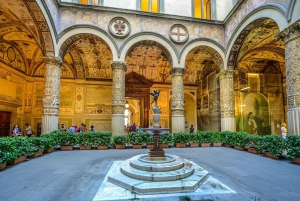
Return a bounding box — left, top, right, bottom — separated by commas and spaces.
226, 7, 288, 69
57, 25, 118, 60
119, 32, 178, 66
289, 0, 300, 24
180, 38, 226, 69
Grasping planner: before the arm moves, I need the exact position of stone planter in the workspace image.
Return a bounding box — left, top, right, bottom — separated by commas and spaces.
223, 143, 232, 148
201, 143, 211, 147
264, 151, 279, 159
0, 162, 7, 170
292, 157, 300, 165
30, 150, 43, 158
234, 146, 245, 151
43, 148, 54, 154
132, 145, 143, 149
247, 148, 261, 154
115, 144, 125, 149
213, 143, 222, 147
97, 145, 108, 150
146, 144, 154, 149
79, 145, 91, 150
8, 155, 27, 165
175, 143, 186, 148
61, 145, 74, 151
159, 144, 169, 148
189, 142, 199, 148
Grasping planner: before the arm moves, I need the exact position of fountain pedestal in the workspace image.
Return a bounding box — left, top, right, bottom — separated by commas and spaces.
144, 128, 169, 159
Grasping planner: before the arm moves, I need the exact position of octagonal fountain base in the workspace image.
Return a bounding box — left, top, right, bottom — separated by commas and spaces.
107, 154, 209, 195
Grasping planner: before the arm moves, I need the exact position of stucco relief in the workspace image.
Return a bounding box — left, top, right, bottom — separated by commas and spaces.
0, 43, 25, 73
111, 61, 126, 114
171, 68, 185, 113
75, 86, 84, 113
225, 0, 291, 46
25, 82, 33, 113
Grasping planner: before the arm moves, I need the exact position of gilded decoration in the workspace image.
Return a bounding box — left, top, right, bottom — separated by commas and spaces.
112, 105, 125, 114
75, 86, 84, 113
25, 82, 33, 112
111, 61, 126, 107
171, 68, 185, 114
217, 70, 236, 118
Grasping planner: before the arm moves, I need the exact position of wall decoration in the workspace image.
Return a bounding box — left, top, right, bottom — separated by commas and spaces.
60, 84, 74, 107
7, 47, 16, 62
108, 17, 131, 38
169, 24, 189, 44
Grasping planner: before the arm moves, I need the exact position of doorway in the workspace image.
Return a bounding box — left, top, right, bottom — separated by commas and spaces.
0, 111, 11, 136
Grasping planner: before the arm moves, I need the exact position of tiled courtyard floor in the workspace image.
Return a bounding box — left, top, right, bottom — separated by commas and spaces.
0, 147, 299, 201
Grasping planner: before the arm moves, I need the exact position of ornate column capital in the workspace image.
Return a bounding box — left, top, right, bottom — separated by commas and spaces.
111, 61, 127, 71
42, 56, 61, 66
170, 67, 184, 76
217, 69, 238, 78
276, 19, 300, 43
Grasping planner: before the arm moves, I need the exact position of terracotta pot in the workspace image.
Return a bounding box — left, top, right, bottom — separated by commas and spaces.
189, 142, 199, 148
247, 148, 260, 154
115, 144, 125, 149
265, 151, 279, 159
80, 145, 91, 150
132, 145, 143, 149
234, 146, 245, 151
213, 143, 222, 147
9, 155, 27, 165
176, 143, 186, 148
146, 144, 154, 149
43, 148, 54, 154
159, 144, 169, 148
30, 150, 43, 158
201, 143, 211, 147
97, 145, 108, 150
223, 143, 233, 148
61, 145, 73, 151
0, 162, 7, 170
292, 157, 300, 165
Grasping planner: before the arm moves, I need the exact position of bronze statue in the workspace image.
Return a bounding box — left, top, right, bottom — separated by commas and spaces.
150, 90, 160, 106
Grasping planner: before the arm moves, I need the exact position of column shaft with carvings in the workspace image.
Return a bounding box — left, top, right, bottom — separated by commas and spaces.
170, 67, 185, 133
217, 70, 236, 131
111, 61, 127, 136
276, 20, 300, 135
42, 57, 61, 134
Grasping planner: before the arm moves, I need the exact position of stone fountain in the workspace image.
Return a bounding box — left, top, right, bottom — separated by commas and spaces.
107, 90, 210, 194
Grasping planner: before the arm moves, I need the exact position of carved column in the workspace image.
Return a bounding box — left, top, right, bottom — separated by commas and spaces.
170, 67, 185, 133
111, 61, 127, 136
217, 70, 236, 131
42, 57, 61, 134
276, 20, 300, 135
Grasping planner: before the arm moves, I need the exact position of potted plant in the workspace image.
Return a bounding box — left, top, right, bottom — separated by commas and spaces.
263, 135, 286, 159
128, 132, 149, 149
28, 137, 46, 158
173, 132, 189, 148
9, 137, 34, 164
286, 135, 300, 164
91, 132, 111, 150
146, 134, 154, 149
233, 132, 248, 151
77, 132, 93, 150
40, 134, 56, 154
189, 132, 200, 148
199, 131, 213, 147
212, 131, 222, 147
159, 132, 172, 148
0, 137, 19, 169
221, 131, 235, 148
113, 135, 128, 149
246, 135, 264, 154
58, 132, 78, 150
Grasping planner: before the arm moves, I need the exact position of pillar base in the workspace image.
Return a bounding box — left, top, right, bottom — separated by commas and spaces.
221, 117, 236, 132
288, 109, 300, 135
112, 114, 125, 136
42, 115, 58, 134
172, 116, 185, 133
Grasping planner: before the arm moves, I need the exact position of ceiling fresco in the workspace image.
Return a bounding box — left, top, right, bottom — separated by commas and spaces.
185, 46, 223, 84
0, 0, 55, 75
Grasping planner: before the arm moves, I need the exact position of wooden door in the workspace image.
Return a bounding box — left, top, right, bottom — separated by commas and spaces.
0, 111, 11, 137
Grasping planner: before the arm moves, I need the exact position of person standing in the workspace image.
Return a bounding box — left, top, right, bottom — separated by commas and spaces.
60, 123, 67, 132
131, 123, 136, 132
69, 124, 75, 133
25, 123, 33, 137
89, 125, 95, 132
189, 125, 194, 133
12, 124, 22, 136
281, 123, 288, 139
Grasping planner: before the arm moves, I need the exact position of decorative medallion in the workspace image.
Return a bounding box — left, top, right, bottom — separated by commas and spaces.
7, 47, 16, 62
169, 24, 189, 44
108, 17, 131, 38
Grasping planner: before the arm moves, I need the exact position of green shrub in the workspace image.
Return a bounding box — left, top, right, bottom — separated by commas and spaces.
128, 132, 150, 145
286, 135, 300, 159
113, 135, 128, 145
40, 134, 57, 150
189, 132, 200, 143
221, 131, 235, 146
90, 132, 112, 146
173, 132, 189, 143
198, 131, 213, 143
234, 132, 249, 147
28, 137, 47, 152
0, 137, 19, 163
263, 134, 286, 157
12, 137, 35, 156
212, 131, 222, 143
57, 132, 78, 146
159, 132, 172, 144
77, 132, 94, 146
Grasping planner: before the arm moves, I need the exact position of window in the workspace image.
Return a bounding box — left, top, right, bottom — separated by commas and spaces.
140, 0, 160, 13
79, 0, 88, 4
193, 0, 211, 19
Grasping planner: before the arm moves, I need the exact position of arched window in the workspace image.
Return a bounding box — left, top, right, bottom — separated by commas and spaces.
193, 0, 211, 19
140, 0, 160, 13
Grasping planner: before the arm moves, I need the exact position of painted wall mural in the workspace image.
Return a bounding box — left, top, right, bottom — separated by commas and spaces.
225, 0, 291, 46
0, 43, 26, 73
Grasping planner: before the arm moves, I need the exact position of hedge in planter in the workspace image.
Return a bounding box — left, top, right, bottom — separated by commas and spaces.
221, 131, 235, 147
128, 132, 150, 145
90, 132, 112, 149
159, 132, 172, 145
77, 132, 94, 149
263, 134, 286, 158
57, 132, 78, 149
113, 135, 128, 148
173, 132, 189, 147
0, 137, 19, 166
198, 131, 213, 144
212, 131, 222, 146
233, 132, 249, 149
286, 135, 300, 163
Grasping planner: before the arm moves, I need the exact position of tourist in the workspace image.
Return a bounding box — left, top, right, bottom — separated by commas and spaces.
281, 123, 288, 139
75, 125, 79, 132
149, 123, 153, 128
89, 125, 95, 132
60, 123, 67, 132
131, 123, 136, 132
138, 125, 143, 132
69, 124, 75, 133
12, 124, 22, 136
25, 123, 33, 137
189, 125, 194, 133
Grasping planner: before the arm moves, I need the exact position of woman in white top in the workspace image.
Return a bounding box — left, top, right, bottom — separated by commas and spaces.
281, 123, 288, 139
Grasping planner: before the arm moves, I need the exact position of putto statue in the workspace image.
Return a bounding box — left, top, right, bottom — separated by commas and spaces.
150, 90, 160, 106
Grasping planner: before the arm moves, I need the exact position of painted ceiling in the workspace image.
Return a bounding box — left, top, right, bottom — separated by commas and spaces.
0, 0, 54, 75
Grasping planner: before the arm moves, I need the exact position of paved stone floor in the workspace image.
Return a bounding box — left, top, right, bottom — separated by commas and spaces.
0, 147, 300, 201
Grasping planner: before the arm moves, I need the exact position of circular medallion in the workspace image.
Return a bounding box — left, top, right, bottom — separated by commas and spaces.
169, 24, 189, 44
108, 17, 130, 38
7, 47, 16, 62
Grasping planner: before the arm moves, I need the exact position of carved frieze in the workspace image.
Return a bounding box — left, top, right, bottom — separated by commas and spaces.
75, 86, 84, 113
112, 105, 125, 115
171, 67, 185, 115
111, 61, 127, 106
276, 20, 300, 43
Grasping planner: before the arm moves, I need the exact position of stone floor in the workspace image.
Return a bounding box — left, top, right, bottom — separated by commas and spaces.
0, 147, 300, 201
